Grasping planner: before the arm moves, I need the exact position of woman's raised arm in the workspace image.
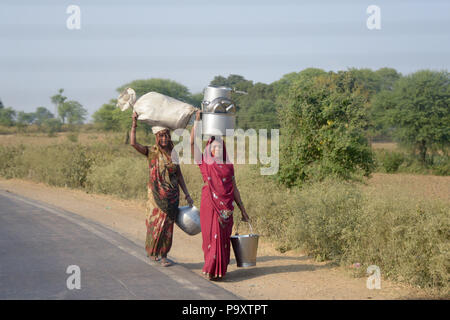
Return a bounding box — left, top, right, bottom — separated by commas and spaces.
190, 110, 202, 163
130, 111, 148, 156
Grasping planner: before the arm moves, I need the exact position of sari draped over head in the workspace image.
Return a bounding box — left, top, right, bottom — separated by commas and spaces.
198, 136, 235, 278
145, 143, 179, 259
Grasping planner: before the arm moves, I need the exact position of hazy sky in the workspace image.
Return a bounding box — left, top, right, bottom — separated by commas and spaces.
1, 0, 449, 120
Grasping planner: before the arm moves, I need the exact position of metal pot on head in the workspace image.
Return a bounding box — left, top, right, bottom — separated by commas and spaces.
201, 86, 237, 136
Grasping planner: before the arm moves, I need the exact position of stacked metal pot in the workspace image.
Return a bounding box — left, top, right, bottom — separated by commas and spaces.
201, 86, 236, 136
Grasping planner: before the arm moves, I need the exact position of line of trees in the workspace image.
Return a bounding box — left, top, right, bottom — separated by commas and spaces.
0, 89, 87, 134
2, 67, 448, 180
89, 68, 448, 181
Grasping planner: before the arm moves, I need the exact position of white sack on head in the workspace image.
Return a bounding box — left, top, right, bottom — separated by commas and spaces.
132, 92, 196, 130
152, 126, 169, 135
116, 88, 136, 111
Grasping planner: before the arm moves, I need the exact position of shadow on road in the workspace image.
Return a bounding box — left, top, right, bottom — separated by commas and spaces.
179, 254, 338, 282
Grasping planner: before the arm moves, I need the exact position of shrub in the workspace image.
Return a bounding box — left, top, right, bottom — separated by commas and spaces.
342, 194, 449, 292
376, 150, 405, 173
0, 145, 26, 178
21, 144, 92, 188
277, 71, 375, 187
288, 179, 363, 261
431, 156, 450, 176
86, 157, 148, 200
43, 118, 62, 137
66, 132, 79, 143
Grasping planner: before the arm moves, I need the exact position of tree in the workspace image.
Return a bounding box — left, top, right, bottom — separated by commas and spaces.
210, 74, 253, 92
51, 89, 67, 117
16, 111, 36, 131
236, 82, 279, 129
93, 100, 120, 131
34, 107, 54, 127
57, 101, 71, 124
189, 93, 203, 108
277, 71, 375, 187
374, 70, 450, 164
16, 111, 36, 125
272, 68, 327, 97
62, 100, 87, 125
237, 98, 279, 130
43, 118, 62, 136
0, 103, 16, 126
92, 99, 138, 143
375, 67, 402, 91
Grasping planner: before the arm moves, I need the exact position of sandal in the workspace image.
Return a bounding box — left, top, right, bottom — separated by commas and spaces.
160, 258, 173, 267
147, 255, 160, 262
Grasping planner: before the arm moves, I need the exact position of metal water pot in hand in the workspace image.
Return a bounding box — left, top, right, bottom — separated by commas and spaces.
230, 222, 259, 267
176, 205, 201, 236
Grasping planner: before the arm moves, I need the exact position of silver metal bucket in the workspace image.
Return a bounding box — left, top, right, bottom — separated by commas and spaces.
203, 86, 232, 102
230, 233, 259, 267
202, 113, 235, 136
176, 206, 201, 236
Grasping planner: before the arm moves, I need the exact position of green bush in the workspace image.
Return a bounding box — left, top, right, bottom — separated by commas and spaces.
66, 132, 79, 143
21, 144, 92, 188
342, 195, 449, 292
375, 150, 405, 173
287, 179, 363, 261
86, 157, 148, 200
277, 71, 375, 187
0, 145, 26, 178
277, 179, 449, 293
431, 156, 450, 176
43, 118, 62, 137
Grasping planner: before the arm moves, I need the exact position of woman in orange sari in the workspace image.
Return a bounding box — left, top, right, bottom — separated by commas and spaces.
131, 111, 193, 267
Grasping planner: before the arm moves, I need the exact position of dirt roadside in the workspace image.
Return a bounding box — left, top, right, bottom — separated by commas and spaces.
0, 178, 434, 300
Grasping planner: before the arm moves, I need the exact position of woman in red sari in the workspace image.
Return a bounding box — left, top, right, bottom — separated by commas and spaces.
131, 111, 193, 267
190, 110, 250, 280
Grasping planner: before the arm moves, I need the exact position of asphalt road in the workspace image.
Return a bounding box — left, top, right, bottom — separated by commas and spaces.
0, 190, 238, 300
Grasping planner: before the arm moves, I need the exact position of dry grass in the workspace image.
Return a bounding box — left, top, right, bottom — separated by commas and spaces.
371, 142, 399, 151
0, 131, 152, 147
362, 173, 450, 203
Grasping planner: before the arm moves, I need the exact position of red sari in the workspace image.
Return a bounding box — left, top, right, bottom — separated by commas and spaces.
198, 137, 235, 279
145, 145, 179, 259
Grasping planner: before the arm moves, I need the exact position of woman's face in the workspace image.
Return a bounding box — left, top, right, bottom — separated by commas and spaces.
157, 130, 170, 147
210, 140, 223, 160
